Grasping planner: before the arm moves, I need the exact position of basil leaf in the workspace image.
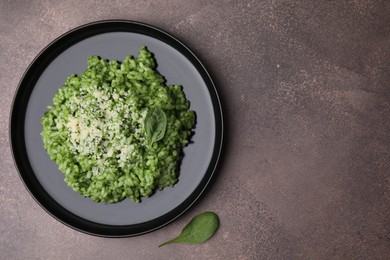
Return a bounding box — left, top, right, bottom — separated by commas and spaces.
144, 106, 167, 144
159, 211, 219, 247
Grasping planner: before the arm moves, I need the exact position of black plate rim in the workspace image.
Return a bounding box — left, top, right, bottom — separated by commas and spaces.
9, 19, 224, 237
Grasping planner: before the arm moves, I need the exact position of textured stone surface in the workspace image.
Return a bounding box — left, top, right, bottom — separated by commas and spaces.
1, 0, 390, 259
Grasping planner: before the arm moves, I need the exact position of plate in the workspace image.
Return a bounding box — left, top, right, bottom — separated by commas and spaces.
10, 20, 223, 237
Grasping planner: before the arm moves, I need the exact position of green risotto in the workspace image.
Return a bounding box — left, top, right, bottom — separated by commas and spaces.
41, 47, 196, 203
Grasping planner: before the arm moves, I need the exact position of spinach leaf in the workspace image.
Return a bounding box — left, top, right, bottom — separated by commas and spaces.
159, 211, 219, 247
144, 106, 167, 144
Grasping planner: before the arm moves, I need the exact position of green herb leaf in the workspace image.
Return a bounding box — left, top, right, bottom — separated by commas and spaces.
144, 106, 167, 144
159, 211, 219, 247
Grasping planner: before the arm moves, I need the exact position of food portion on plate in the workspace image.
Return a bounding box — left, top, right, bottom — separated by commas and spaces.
41, 46, 196, 203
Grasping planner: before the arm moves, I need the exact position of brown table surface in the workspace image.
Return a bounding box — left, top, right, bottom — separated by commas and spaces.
1, 1, 389, 259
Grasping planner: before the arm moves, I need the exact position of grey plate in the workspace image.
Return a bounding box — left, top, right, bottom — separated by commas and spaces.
10, 20, 223, 237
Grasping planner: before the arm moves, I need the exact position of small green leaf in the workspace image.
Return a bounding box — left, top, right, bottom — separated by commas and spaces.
159, 211, 219, 247
144, 106, 167, 144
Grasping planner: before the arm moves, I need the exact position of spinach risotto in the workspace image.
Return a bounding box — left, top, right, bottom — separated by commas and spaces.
41, 47, 196, 203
